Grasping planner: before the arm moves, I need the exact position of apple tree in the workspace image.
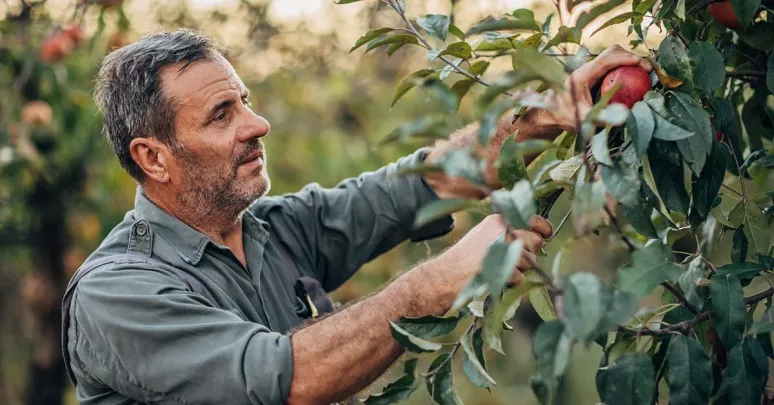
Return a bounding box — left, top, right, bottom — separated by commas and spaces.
340, 0, 774, 404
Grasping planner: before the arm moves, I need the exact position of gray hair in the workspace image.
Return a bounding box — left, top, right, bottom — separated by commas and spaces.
94, 29, 225, 181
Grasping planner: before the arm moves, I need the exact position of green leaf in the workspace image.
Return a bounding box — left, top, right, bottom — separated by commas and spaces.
440, 148, 484, 185
364, 359, 419, 405
437, 41, 472, 60
678, 256, 706, 310
450, 61, 489, 106
509, 48, 567, 89
531, 320, 573, 403
591, 130, 613, 166
452, 240, 525, 310
668, 92, 713, 175
597, 290, 638, 331
618, 241, 683, 299
597, 104, 631, 126
749, 305, 774, 336
379, 116, 448, 146
739, 149, 767, 176
767, 52, 774, 94
666, 335, 713, 405
722, 340, 769, 405
657, 35, 693, 88
732, 226, 749, 263
497, 139, 527, 190
465, 16, 541, 36
483, 281, 540, 353
690, 140, 728, 220
688, 42, 725, 96
729, 201, 771, 256
649, 107, 695, 142
629, 101, 655, 159
575, 0, 627, 31
491, 179, 536, 230
394, 315, 460, 339
461, 329, 496, 388
426, 354, 463, 405
479, 70, 542, 107
562, 273, 606, 342
416, 14, 450, 41
738, 21, 774, 51
365, 34, 419, 54
389, 321, 443, 353
601, 161, 641, 208
716, 262, 765, 282
591, 12, 640, 37
351, 28, 395, 52
622, 202, 659, 239
649, 146, 690, 214
449, 24, 465, 40
392, 69, 437, 107
598, 353, 655, 405
528, 281, 556, 321
710, 274, 746, 349
542, 25, 580, 50
571, 180, 607, 235
730, 0, 761, 28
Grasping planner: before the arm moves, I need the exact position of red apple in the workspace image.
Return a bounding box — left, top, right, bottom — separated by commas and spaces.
709, 0, 743, 31
61, 25, 86, 46
40, 34, 74, 63
600, 65, 652, 109
715, 130, 724, 141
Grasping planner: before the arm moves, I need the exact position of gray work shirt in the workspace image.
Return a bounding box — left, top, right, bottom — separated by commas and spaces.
64, 149, 453, 405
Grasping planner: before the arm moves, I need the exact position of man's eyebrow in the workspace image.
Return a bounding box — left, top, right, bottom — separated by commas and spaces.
241, 87, 250, 99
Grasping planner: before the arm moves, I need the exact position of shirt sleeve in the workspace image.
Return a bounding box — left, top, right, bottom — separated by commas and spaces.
68, 262, 293, 405
250, 148, 454, 292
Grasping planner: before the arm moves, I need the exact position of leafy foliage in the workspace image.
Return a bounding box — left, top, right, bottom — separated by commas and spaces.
342, 0, 774, 403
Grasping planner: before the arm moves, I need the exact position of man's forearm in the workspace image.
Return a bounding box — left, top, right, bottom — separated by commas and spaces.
286, 257, 460, 405
423, 107, 562, 199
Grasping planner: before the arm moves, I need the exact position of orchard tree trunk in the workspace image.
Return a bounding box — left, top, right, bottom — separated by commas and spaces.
22, 181, 69, 405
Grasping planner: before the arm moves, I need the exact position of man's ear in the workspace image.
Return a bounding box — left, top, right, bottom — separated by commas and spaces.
129, 137, 173, 183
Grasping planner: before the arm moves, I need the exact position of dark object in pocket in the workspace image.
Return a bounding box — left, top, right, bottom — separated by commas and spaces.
293, 276, 334, 319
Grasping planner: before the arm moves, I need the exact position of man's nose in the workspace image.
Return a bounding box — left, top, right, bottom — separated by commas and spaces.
236, 113, 271, 143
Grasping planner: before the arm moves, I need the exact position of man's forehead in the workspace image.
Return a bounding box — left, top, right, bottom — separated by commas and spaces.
159, 55, 244, 104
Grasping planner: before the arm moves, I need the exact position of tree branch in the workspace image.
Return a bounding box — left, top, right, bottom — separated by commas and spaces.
726, 70, 767, 78
662, 282, 700, 315
387, 0, 514, 97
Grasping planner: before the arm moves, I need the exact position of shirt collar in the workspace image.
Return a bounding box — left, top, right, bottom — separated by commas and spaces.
133, 187, 269, 265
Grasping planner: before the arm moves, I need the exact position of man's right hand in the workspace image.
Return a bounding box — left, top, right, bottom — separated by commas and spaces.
421, 214, 553, 313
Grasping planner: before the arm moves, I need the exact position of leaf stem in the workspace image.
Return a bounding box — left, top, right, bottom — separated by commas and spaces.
423, 317, 478, 379
721, 184, 744, 198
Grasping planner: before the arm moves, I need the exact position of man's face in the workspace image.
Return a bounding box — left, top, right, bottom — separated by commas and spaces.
160, 54, 271, 215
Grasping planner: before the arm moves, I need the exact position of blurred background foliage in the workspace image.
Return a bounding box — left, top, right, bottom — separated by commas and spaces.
0, 0, 682, 404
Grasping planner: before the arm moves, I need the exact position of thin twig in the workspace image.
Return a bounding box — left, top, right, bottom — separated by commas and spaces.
423, 317, 478, 378
388, 1, 514, 97
726, 70, 767, 78
662, 282, 700, 315
722, 184, 744, 198
552, 208, 573, 239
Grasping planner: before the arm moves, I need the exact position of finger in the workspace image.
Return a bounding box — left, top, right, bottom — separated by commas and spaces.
517, 251, 538, 270
510, 230, 544, 252
506, 270, 524, 287
576, 49, 652, 87
529, 216, 554, 239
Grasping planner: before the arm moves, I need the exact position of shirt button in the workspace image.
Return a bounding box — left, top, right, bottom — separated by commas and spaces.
136, 223, 148, 236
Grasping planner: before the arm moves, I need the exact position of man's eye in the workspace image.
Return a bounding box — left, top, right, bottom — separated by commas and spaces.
215, 111, 227, 121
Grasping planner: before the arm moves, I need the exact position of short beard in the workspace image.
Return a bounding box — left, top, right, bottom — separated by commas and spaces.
174, 141, 268, 228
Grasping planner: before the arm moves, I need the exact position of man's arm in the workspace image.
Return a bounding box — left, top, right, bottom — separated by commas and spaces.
423, 45, 653, 200
286, 214, 552, 405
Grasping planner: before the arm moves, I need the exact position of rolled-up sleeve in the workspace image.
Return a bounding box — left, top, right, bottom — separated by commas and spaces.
68, 263, 293, 405
251, 148, 454, 292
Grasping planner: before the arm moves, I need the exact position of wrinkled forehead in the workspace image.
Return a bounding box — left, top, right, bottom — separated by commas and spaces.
159, 53, 245, 106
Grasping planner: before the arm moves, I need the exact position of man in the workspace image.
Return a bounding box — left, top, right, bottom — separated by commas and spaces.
62, 29, 651, 404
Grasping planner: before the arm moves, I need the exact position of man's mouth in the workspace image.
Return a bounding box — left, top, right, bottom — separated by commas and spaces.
239, 150, 264, 167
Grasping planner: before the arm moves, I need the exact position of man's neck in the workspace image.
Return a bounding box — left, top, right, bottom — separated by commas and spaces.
142, 185, 243, 247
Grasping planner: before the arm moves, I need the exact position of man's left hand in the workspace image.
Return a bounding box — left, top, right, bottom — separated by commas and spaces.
541, 44, 653, 133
